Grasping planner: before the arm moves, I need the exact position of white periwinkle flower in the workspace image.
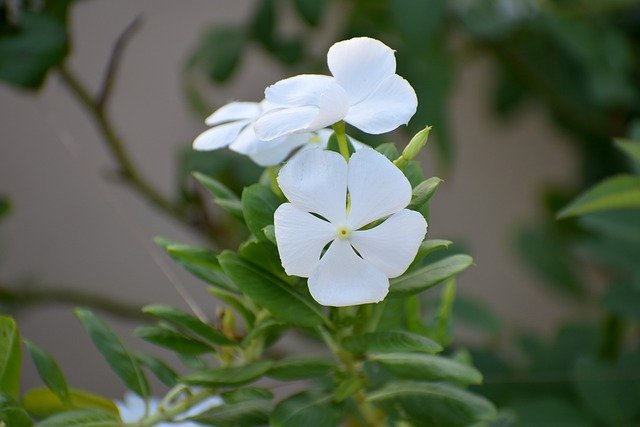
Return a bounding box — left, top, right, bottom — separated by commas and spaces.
193, 101, 344, 167
116, 392, 221, 426
274, 148, 427, 307
254, 37, 418, 141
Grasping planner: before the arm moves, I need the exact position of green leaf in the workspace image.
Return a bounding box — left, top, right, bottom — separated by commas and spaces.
0, 13, 68, 89
390, 255, 473, 296
270, 391, 343, 427
155, 237, 236, 292
35, 409, 120, 427
24, 340, 70, 405
189, 27, 245, 83
182, 361, 272, 387
135, 353, 178, 388
602, 282, 640, 320
408, 177, 443, 210
557, 175, 640, 218
615, 139, 640, 172
187, 399, 271, 427
342, 330, 442, 355
249, 0, 275, 43
511, 398, 589, 427
409, 239, 453, 269
242, 184, 282, 242
193, 172, 244, 220
293, 0, 327, 26
0, 197, 10, 222
0, 393, 32, 427
22, 388, 118, 419
376, 143, 399, 161
143, 304, 235, 346
0, 316, 21, 399
218, 251, 325, 327
134, 326, 212, 356
267, 357, 334, 380
453, 296, 502, 336
74, 309, 149, 398
368, 381, 496, 426
238, 240, 286, 280
221, 387, 274, 404
370, 353, 482, 385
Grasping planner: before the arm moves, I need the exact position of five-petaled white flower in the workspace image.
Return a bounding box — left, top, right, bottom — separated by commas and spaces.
116, 391, 221, 426
254, 37, 418, 141
193, 100, 361, 166
274, 148, 427, 307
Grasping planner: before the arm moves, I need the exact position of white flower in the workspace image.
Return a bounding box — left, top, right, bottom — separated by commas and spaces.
192, 101, 361, 166
274, 148, 427, 307
254, 37, 418, 141
116, 391, 221, 426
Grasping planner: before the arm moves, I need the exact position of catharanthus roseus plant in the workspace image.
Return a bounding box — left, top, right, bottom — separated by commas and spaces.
0, 37, 495, 427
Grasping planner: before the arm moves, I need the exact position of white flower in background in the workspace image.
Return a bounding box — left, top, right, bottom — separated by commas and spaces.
254, 37, 418, 141
116, 392, 221, 426
193, 101, 362, 166
274, 148, 427, 306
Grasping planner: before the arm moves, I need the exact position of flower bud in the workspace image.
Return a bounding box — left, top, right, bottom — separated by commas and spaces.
402, 126, 431, 161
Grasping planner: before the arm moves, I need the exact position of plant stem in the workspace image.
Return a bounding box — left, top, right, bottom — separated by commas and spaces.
57, 65, 187, 224
332, 121, 351, 161
124, 387, 218, 427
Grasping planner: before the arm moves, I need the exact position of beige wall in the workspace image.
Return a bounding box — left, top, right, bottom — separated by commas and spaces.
0, 0, 579, 397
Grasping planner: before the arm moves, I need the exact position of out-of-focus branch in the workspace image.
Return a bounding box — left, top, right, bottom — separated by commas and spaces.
0, 282, 148, 322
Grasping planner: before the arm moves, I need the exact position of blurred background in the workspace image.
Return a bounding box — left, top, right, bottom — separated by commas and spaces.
1, 0, 639, 423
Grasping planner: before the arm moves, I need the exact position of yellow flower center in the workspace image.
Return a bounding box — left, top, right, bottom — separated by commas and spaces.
309, 135, 322, 145
336, 225, 351, 240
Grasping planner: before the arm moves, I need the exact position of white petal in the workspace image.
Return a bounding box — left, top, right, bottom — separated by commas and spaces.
277, 149, 348, 224
345, 74, 417, 134
253, 106, 319, 141
192, 120, 250, 151
264, 74, 338, 107
327, 37, 396, 104
308, 239, 389, 306
347, 148, 412, 229
248, 135, 309, 166
205, 102, 261, 125
274, 203, 336, 277
228, 126, 263, 155
350, 210, 427, 278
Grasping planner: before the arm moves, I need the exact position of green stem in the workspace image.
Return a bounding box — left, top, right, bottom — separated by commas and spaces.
125, 387, 217, 427
332, 121, 351, 161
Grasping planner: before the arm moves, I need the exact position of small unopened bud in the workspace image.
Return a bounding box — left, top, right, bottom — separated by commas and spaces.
402, 126, 431, 161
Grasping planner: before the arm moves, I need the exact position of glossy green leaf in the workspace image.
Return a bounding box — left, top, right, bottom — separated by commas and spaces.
193, 172, 244, 220
74, 309, 149, 398
135, 353, 178, 388
221, 387, 274, 404
187, 399, 271, 427
0, 316, 21, 399
155, 237, 236, 292
0, 393, 32, 427
134, 326, 212, 356
182, 361, 272, 387
270, 391, 343, 427
35, 409, 120, 427
24, 340, 70, 405
22, 388, 118, 419
342, 330, 442, 355
409, 239, 453, 269
368, 381, 496, 426
370, 353, 482, 385
267, 357, 334, 380
241, 184, 282, 242
390, 255, 473, 296
238, 240, 286, 280
557, 175, 640, 218
143, 304, 235, 345
615, 139, 640, 171
0, 13, 68, 89
293, 0, 327, 26
218, 251, 325, 327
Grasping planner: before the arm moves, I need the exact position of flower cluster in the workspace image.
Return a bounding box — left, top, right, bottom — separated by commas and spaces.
193, 36, 426, 306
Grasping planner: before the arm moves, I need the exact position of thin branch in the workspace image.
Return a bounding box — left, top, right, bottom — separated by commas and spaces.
96, 16, 143, 109
0, 282, 149, 322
